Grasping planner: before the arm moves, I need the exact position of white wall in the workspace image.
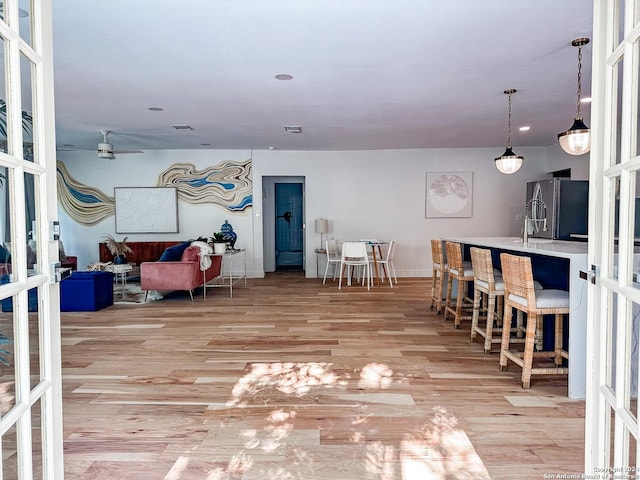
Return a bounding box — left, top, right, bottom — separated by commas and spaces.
58, 144, 584, 278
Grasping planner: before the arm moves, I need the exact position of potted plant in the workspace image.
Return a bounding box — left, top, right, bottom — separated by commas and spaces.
103, 234, 134, 264
211, 232, 227, 254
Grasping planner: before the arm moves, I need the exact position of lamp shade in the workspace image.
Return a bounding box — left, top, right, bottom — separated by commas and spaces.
314, 218, 328, 234
557, 117, 590, 155
494, 147, 523, 175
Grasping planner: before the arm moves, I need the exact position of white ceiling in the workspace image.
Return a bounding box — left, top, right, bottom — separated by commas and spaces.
50, 0, 594, 153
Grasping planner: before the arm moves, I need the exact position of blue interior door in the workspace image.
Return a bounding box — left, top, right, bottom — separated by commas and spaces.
275, 183, 303, 269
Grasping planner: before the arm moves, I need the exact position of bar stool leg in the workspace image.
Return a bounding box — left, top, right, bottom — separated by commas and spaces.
453, 279, 466, 328
470, 285, 481, 342
521, 313, 537, 389
484, 293, 497, 354
554, 313, 564, 366
444, 275, 454, 321
535, 315, 544, 351
499, 306, 513, 370
435, 271, 444, 314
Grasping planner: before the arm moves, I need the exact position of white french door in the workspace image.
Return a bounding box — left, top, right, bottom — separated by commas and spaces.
0, 0, 63, 478
586, 0, 640, 470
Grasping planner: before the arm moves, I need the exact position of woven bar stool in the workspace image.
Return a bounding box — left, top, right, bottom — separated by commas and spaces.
469, 247, 506, 353
443, 241, 474, 328
498, 253, 570, 389
430, 239, 447, 314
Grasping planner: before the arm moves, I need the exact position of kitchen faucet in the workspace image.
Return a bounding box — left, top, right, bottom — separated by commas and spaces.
523, 199, 547, 244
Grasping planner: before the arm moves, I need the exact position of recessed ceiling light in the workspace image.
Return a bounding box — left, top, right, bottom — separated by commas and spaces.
148, 107, 164, 112
275, 74, 294, 81
268, 146, 276, 150
581, 97, 592, 103
284, 126, 302, 133
171, 124, 193, 130
519, 126, 530, 131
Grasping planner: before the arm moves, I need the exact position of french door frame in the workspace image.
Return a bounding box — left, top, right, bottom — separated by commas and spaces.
586, 0, 640, 470
0, 0, 63, 478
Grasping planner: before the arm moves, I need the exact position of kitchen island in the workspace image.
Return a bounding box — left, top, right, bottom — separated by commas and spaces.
442, 236, 589, 399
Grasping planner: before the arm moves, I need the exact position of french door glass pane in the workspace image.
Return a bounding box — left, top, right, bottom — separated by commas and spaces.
19, 52, 33, 163
2, 421, 18, 477
616, 0, 626, 46
614, 57, 624, 166
0, 36, 6, 154
624, 298, 639, 416
29, 298, 39, 390
24, 171, 36, 272
0, 307, 15, 413
607, 290, 618, 390
31, 397, 42, 476
611, 175, 621, 282
17, 0, 32, 47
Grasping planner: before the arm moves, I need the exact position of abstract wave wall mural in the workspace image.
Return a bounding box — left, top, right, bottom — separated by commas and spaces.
156, 160, 252, 212
56, 161, 115, 226
56, 158, 253, 225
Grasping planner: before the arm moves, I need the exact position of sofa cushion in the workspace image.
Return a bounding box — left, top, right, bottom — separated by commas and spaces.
181, 246, 200, 263
158, 241, 191, 262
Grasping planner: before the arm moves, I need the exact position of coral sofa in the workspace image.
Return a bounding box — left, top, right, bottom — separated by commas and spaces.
140, 245, 222, 301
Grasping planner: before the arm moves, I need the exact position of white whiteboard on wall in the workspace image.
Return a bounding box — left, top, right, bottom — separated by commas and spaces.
115, 187, 179, 233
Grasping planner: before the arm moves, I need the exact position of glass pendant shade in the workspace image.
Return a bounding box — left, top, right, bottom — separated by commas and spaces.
495, 146, 524, 174
558, 38, 590, 155
557, 117, 591, 155
494, 88, 523, 174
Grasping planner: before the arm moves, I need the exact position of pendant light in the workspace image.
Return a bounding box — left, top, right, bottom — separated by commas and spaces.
557, 38, 590, 155
495, 89, 523, 175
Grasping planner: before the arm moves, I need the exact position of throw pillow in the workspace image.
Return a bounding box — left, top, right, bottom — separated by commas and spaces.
158, 241, 191, 262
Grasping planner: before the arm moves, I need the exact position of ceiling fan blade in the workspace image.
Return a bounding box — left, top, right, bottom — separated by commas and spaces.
112, 149, 144, 154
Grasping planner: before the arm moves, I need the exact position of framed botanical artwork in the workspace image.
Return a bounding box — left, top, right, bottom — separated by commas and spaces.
425, 171, 473, 218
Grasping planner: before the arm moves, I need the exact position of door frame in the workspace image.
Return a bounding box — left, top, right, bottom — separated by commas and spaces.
0, 0, 64, 477
261, 176, 305, 273
585, 0, 640, 470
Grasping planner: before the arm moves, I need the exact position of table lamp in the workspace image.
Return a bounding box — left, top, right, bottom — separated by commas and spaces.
315, 218, 328, 251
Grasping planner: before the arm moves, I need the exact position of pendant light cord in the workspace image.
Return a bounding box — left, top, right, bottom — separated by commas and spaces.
576, 44, 583, 119
507, 91, 513, 148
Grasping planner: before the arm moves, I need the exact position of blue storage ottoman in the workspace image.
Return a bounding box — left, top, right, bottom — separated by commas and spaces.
60, 271, 114, 312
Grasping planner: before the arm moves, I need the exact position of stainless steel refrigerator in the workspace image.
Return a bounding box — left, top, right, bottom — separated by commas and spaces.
525, 178, 589, 240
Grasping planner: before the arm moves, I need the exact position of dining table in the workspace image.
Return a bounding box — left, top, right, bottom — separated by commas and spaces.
360, 240, 389, 286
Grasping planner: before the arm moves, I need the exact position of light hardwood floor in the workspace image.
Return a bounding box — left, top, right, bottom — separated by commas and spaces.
13, 272, 588, 479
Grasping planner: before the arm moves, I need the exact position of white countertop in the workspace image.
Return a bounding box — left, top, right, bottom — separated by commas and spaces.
443, 236, 588, 259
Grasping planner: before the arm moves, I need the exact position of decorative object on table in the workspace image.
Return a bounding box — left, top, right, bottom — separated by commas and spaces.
557, 37, 590, 155
494, 89, 524, 174
220, 220, 237, 248
103, 234, 134, 264
425, 172, 473, 218
211, 232, 227, 254
314, 218, 328, 250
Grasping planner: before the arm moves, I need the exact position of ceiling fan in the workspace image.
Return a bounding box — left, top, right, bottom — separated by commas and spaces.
97, 130, 143, 159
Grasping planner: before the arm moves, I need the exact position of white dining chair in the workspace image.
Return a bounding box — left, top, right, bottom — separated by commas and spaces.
374, 240, 397, 287
323, 239, 342, 284
338, 242, 371, 290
